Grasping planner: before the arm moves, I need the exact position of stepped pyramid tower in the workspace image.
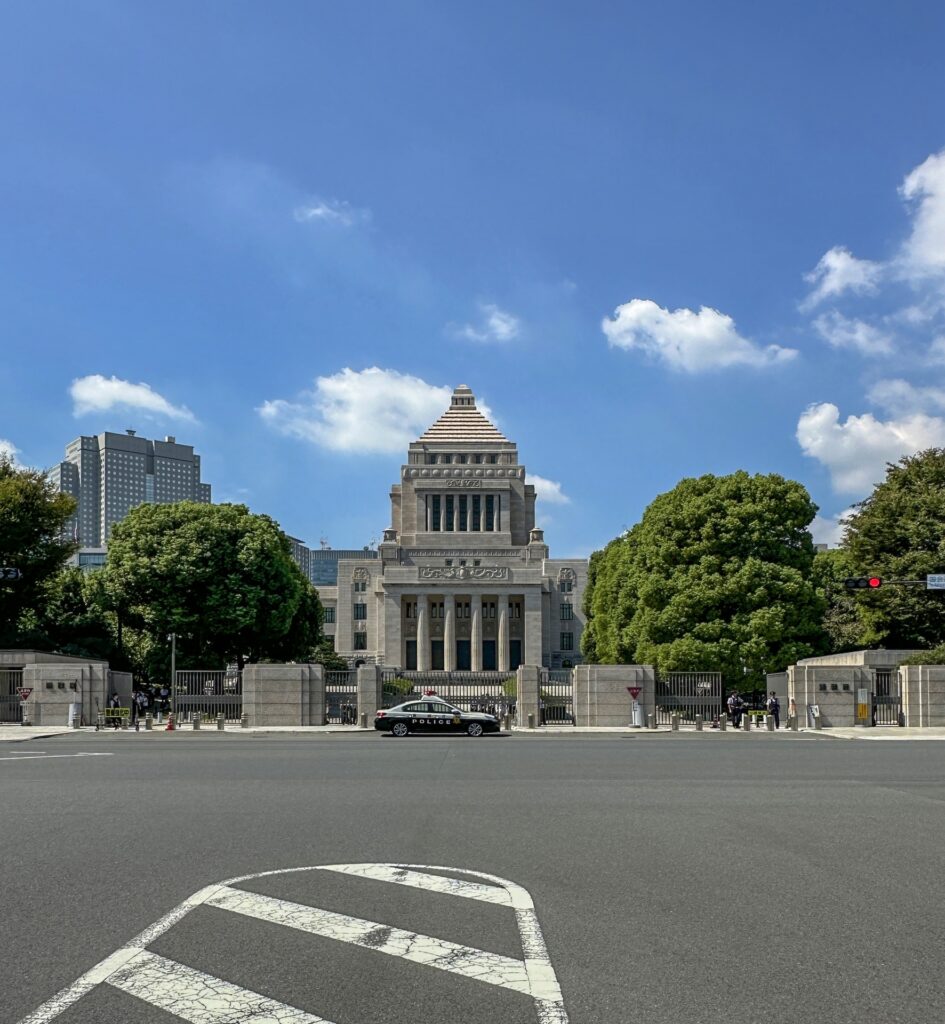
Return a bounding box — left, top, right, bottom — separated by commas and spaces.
316, 386, 587, 671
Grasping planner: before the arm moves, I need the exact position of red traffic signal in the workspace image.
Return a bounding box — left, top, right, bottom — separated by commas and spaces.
868, 577, 882, 588
844, 577, 882, 589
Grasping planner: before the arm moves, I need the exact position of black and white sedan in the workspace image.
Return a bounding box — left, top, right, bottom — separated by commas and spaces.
375, 698, 501, 737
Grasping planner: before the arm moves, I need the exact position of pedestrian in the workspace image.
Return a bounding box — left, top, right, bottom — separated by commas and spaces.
766, 691, 781, 729
133, 688, 149, 730
107, 692, 122, 730
727, 691, 744, 729
158, 684, 170, 722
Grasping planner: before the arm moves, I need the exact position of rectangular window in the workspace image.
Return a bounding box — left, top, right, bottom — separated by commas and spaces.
473, 455, 483, 464
561, 602, 573, 620
431, 603, 438, 619
560, 632, 574, 651
324, 607, 335, 623
354, 580, 367, 592
456, 454, 467, 464
353, 603, 367, 620
485, 495, 495, 532
459, 495, 468, 531
354, 632, 367, 650
445, 559, 453, 567
472, 494, 481, 531
474, 559, 481, 566
445, 495, 454, 531
405, 602, 415, 619
560, 580, 573, 593
426, 454, 438, 465
432, 495, 441, 531
488, 454, 498, 464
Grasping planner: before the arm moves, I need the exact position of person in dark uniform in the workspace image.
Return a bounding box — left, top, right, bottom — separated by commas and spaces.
766, 691, 781, 729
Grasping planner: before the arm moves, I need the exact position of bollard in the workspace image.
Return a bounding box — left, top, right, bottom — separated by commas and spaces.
670, 714, 680, 731
360, 712, 368, 729
790, 714, 799, 732
72, 716, 81, 730
145, 714, 153, 731
193, 712, 201, 730
695, 715, 703, 732
96, 712, 105, 731
743, 715, 751, 732
766, 714, 775, 732
121, 715, 129, 730
719, 714, 727, 732
527, 712, 535, 729
814, 713, 822, 731
240, 713, 249, 729
502, 713, 511, 731
217, 713, 225, 731
647, 713, 656, 730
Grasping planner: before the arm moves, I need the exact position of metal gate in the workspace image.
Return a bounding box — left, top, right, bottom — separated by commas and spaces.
0, 668, 24, 723
873, 669, 902, 726
175, 669, 242, 722
326, 670, 358, 724
655, 672, 722, 725
539, 668, 574, 725
385, 671, 516, 721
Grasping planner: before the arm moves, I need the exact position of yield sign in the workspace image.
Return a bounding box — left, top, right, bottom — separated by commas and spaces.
17, 687, 32, 701
17, 862, 570, 1024
626, 686, 642, 700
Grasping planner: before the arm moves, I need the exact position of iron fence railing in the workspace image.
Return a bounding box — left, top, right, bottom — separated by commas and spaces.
325, 670, 357, 724
656, 672, 722, 725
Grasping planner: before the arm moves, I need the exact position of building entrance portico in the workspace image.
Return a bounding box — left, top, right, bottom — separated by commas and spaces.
402, 590, 528, 672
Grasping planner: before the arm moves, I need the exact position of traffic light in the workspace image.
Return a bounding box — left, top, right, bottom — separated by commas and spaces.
844, 577, 882, 589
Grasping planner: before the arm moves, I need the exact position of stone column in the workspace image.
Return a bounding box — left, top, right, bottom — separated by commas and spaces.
417, 593, 430, 671
524, 589, 542, 667
479, 497, 485, 532
498, 600, 510, 672
517, 665, 540, 727
470, 593, 482, 671
444, 594, 456, 671
357, 664, 382, 722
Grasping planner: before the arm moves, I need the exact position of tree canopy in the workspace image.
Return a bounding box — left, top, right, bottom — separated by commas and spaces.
101, 501, 323, 674
843, 448, 945, 649
582, 471, 826, 687
0, 455, 76, 645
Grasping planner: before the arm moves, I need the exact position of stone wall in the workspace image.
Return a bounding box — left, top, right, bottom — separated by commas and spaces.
572, 664, 656, 727
899, 665, 945, 727
787, 664, 868, 727
242, 664, 325, 727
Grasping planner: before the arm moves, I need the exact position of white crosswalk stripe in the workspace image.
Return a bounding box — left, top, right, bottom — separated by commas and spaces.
16, 863, 569, 1024
208, 885, 532, 993
107, 950, 332, 1023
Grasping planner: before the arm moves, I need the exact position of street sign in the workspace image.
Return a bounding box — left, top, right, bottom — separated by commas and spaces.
627, 686, 642, 699
17, 687, 33, 701
1, 567, 21, 580
927, 574, 945, 590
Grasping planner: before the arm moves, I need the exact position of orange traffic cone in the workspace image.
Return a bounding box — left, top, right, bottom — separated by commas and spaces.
165, 713, 175, 731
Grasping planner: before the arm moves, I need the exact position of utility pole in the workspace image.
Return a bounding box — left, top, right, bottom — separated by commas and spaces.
169, 632, 177, 717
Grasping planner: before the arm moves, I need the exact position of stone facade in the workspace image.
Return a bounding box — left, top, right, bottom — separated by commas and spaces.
318, 386, 587, 670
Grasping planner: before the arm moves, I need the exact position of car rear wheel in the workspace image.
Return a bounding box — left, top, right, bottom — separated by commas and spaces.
391, 721, 409, 737
466, 722, 484, 737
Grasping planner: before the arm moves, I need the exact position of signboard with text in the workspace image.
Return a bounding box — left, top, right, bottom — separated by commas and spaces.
927, 574, 945, 590
17, 687, 33, 701
627, 686, 642, 700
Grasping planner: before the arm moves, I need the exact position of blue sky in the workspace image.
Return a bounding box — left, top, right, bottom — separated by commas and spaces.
2, 1, 944, 556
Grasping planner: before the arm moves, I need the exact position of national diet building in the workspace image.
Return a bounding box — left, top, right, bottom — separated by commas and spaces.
318, 386, 587, 671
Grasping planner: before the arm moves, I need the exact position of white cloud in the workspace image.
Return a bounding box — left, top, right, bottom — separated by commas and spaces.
602, 298, 796, 373
898, 149, 945, 279
258, 367, 455, 454
812, 311, 893, 356
293, 198, 370, 227
527, 474, 570, 505
450, 303, 521, 343
801, 246, 883, 310
0, 439, 19, 465
810, 510, 854, 547
70, 375, 196, 421
796, 401, 945, 493
868, 378, 945, 415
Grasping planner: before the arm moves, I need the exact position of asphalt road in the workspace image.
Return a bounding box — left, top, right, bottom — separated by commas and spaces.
2, 731, 944, 1024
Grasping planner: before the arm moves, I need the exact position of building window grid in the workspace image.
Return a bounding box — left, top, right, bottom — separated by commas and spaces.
353, 603, 367, 620
561, 602, 573, 620
353, 632, 367, 651
323, 607, 335, 623
560, 632, 574, 651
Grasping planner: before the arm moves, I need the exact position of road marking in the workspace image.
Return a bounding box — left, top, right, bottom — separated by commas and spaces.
208, 886, 531, 992
0, 753, 114, 762
17, 863, 568, 1024
319, 862, 513, 904
107, 949, 332, 1023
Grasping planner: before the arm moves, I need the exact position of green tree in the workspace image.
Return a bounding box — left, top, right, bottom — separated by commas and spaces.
844, 448, 945, 649
811, 547, 867, 653
101, 502, 323, 671
582, 471, 826, 688
0, 455, 77, 645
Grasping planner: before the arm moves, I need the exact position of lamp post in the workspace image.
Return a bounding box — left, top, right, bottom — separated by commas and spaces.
168, 633, 177, 717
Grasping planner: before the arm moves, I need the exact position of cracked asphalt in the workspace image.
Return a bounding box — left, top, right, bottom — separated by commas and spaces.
2, 731, 945, 1023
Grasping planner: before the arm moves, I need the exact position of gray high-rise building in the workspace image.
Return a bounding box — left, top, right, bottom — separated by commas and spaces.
50, 430, 211, 548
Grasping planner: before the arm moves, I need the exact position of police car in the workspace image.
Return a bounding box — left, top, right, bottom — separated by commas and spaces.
375, 697, 501, 737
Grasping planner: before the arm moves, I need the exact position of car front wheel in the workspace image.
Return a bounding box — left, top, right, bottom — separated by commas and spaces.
466, 722, 484, 737
391, 721, 409, 737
